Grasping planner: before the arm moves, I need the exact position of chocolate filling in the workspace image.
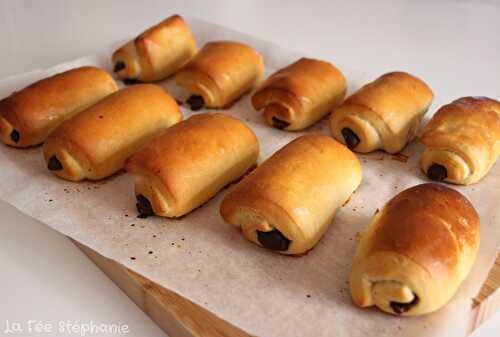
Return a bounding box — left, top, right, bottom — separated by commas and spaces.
123, 78, 140, 85
186, 95, 204, 111
390, 293, 420, 314
47, 156, 63, 171
113, 61, 126, 73
257, 229, 290, 251
10, 129, 20, 143
427, 163, 447, 182
136, 194, 154, 218
341, 128, 360, 150
271, 117, 290, 130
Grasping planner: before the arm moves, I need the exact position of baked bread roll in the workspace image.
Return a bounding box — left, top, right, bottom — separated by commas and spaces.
252, 58, 346, 131
175, 41, 264, 110
330, 71, 433, 153
112, 15, 197, 83
126, 113, 259, 218
0, 66, 118, 148
350, 183, 480, 316
220, 134, 362, 255
43, 84, 182, 181
420, 96, 500, 185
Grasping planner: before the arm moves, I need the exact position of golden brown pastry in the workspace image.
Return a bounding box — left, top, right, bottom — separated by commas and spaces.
220, 134, 362, 255
43, 84, 182, 181
0, 66, 118, 148
330, 71, 433, 153
252, 58, 346, 130
420, 97, 500, 185
175, 41, 264, 110
350, 183, 480, 316
126, 113, 259, 218
112, 15, 197, 83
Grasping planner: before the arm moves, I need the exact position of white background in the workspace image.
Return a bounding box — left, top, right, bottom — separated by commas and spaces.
0, 0, 499, 336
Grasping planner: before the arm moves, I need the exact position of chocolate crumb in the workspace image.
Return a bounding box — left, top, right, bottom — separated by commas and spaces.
148, 251, 153, 254
130, 257, 136, 260
306, 294, 311, 298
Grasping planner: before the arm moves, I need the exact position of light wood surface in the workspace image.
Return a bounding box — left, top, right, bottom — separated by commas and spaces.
72, 239, 252, 337
469, 251, 500, 334
73, 239, 499, 337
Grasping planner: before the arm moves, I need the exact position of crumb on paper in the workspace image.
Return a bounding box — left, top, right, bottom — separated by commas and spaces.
355, 232, 363, 241
392, 153, 409, 163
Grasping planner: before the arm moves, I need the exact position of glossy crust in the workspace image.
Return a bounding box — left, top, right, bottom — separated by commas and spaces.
220, 134, 362, 255
175, 41, 265, 108
350, 183, 480, 316
112, 15, 197, 82
126, 113, 259, 218
0, 66, 118, 147
420, 97, 500, 185
43, 84, 182, 181
252, 58, 346, 131
330, 71, 433, 153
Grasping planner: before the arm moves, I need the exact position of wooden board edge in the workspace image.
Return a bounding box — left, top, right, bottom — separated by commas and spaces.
71, 239, 253, 337
468, 250, 500, 335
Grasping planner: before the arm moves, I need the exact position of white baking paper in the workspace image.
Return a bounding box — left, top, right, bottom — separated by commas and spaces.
0, 17, 498, 337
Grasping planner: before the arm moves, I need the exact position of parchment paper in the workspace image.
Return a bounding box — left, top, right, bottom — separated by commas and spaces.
0, 17, 498, 337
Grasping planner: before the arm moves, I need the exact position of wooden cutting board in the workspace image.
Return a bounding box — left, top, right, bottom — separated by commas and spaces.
72, 239, 499, 337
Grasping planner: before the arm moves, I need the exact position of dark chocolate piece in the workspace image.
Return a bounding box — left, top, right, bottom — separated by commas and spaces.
136, 194, 154, 218
10, 129, 20, 143
123, 78, 141, 85
47, 156, 63, 171
341, 128, 360, 150
390, 293, 420, 314
257, 229, 290, 251
113, 61, 126, 73
427, 163, 447, 182
186, 95, 204, 111
271, 117, 290, 130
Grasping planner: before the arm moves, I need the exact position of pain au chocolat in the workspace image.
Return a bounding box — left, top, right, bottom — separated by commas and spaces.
252, 57, 346, 131
112, 15, 197, 83
126, 113, 259, 218
43, 84, 182, 181
175, 41, 264, 110
330, 71, 433, 154
220, 134, 362, 255
0, 66, 118, 147
350, 183, 480, 316
420, 96, 500, 185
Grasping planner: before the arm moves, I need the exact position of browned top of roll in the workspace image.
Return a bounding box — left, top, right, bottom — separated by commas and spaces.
45, 84, 180, 166
421, 96, 500, 151
345, 71, 433, 116
368, 183, 479, 275
252, 57, 346, 108
126, 113, 258, 186
179, 41, 263, 88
